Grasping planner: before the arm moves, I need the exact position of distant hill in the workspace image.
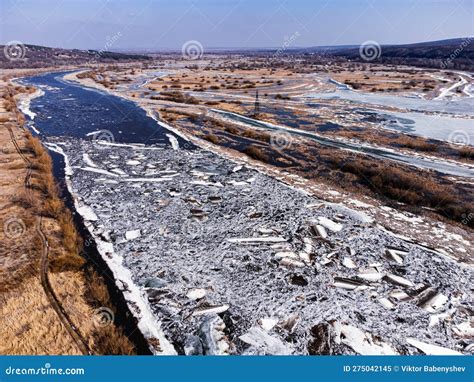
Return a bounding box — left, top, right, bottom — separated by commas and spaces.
0, 44, 151, 69
303, 37, 474, 70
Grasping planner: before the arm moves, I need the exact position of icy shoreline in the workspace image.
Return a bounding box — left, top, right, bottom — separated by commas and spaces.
45, 142, 177, 355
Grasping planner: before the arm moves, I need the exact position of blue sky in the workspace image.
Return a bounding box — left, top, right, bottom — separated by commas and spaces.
1, 0, 472, 50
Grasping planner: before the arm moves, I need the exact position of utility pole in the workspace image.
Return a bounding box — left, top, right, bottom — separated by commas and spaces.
254, 90, 260, 116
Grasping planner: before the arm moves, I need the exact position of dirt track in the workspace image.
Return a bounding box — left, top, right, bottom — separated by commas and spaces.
5, 115, 92, 355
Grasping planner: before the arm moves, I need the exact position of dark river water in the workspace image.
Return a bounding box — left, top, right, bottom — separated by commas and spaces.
20, 71, 473, 178
21, 71, 188, 147
19, 71, 193, 355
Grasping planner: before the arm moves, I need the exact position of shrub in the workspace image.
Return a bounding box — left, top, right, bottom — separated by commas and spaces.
203, 134, 219, 144
43, 197, 64, 218
48, 253, 85, 272
225, 126, 239, 135
243, 145, 269, 162
458, 146, 474, 160
59, 213, 82, 256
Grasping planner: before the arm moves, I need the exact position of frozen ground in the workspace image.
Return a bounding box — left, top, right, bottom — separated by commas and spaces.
49, 137, 473, 355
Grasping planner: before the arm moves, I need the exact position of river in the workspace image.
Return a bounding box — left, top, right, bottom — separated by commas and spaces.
305, 76, 474, 144
16, 71, 472, 356
20, 71, 187, 147
19, 71, 474, 179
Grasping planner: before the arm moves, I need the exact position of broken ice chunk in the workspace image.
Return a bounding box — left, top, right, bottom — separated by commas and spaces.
274, 251, 299, 260
308, 322, 334, 355
186, 288, 207, 300
258, 227, 275, 235
77, 205, 98, 221
193, 304, 230, 316
198, 315, 230, 355
317, 216, 343, 232
259, 318, 278, 331
452, 320, 474, 339
385, 248, 408, 265
418, 289, 448, 313
208, 196, 222, 204
379, 298, 395, 309
389, 290, 410, 301
228, 180, 249, 187
125, 229, 141, 241
239, 327, 292, 355
342, 257, 357, 269
385, 274, 414, 288
333, 277, 366, 290
406, 338, 462, 355
311, 224, 328, 239
280, 258, 305, 268
227, 237, 286, 244
429, 308, 456, 328
357, 269, 384, 282
184, 196, 201, 206
144, 278, 167, 289
190, 208, 208, 221
279, 313, 299, 332
335, 323, 398, 355
168, 189, 181, 197
299, 249, 311, 264
301, 237, 313, 256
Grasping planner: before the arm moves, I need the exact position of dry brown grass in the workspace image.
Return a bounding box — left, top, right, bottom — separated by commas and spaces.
458, 146, 474, 160
0, 276, 82, 355
393, 135, 438, 152
49, 271, 134, 355
0, 84, 136, 355
82, 268, 134, 355
243, 145, 269, 162
203, 133, 219, 144
330, 157, 472, 227
43, 197, 63, 218
156, 91, 199, 105
240, 128, 271, 143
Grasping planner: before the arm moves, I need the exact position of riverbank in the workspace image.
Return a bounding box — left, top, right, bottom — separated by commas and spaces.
64, 69, 473, 263
0, 81, 135, 355
16, 69, 473, 355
